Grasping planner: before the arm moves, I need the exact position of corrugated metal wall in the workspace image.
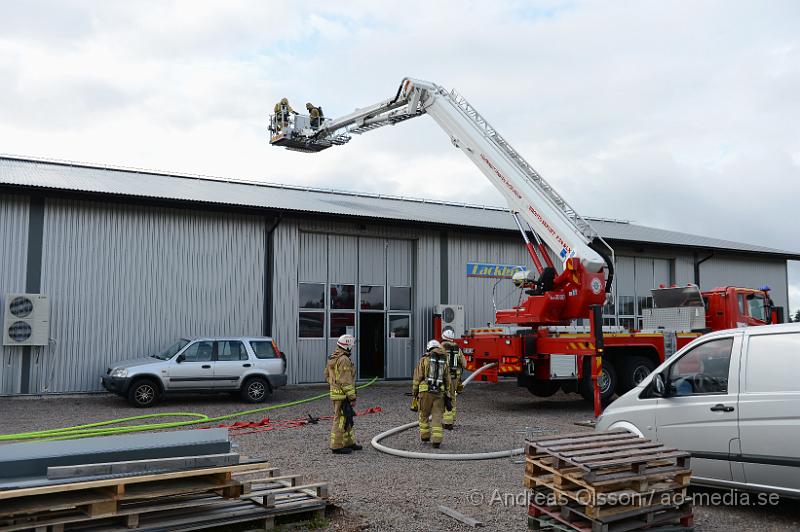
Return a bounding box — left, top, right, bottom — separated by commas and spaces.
699, 255, 789, 312
446, 231, 532, 329
0, 194, 29, 394
29, 199, 265, 393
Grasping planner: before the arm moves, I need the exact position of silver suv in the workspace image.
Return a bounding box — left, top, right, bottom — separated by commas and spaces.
101, 337, 288, 407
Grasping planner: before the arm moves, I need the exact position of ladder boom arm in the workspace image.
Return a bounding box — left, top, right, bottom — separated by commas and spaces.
271, 77, 611, 275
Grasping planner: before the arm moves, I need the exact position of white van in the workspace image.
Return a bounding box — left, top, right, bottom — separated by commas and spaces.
596, 322, 800, 498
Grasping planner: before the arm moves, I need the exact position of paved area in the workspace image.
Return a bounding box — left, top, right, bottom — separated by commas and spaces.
2, 381, 799, 531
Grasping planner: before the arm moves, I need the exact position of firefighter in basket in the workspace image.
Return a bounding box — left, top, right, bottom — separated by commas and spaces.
412, 340, 453, 448
324, 334, 362, 454
441, 329, 467, 429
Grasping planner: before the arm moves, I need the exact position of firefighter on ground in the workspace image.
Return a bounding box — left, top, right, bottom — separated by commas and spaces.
441, 329, 467, 429
273, 97, 297, 129
412, 340, 453, 448
324, 334, 362, 454
306, 102, 323, 128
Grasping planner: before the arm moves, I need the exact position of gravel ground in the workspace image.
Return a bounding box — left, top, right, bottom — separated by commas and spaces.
2, 381, 799, 531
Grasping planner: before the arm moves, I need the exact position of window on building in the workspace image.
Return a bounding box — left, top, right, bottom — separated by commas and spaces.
218, 341, 248, 361
330, 312, 355, 337
181, 341, 214, 362
299, 283, 325, 309
250, 341, 277, 359
390, 286, 411, 311
637, 296, 653, 313
389, 315, 411, 338
360, 285, 385, 311
618, 296, 635, 316
330, 284, 355, 310
299, 312, 324, 338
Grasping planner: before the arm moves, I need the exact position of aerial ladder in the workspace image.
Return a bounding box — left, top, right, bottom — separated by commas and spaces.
270, 78, 615, 324
270, 77, 613, 413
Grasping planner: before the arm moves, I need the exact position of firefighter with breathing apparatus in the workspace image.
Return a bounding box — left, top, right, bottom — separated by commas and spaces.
324, 334, 362, 454
412, 340, 453, 448
441, 329, 466, 429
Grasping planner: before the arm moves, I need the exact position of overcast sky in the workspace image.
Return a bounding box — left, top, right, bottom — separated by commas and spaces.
1, 1, 798, 313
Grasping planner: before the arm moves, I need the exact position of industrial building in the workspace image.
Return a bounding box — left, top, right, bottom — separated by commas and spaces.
0, 155, 796, 395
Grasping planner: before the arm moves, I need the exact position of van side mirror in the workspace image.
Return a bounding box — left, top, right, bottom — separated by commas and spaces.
176, 354, 185, 363
652, 373, 667, 397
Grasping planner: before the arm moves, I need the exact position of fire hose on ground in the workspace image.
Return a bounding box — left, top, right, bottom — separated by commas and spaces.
0, 377, 379, 442
370, 363, 525, 460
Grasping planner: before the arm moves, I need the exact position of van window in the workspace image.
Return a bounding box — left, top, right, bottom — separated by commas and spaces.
746, 333, 800, 393
667, 337, 733, 396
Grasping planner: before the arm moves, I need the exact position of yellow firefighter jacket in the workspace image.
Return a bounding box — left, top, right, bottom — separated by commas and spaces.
324, 347, 356, 401
412, 347, 452, 396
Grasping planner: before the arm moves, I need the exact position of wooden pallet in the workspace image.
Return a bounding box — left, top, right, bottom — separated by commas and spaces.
528, 498, 694, 532
528, 513, 694, 532
0, 461, 272, 530
0, 467, 327, 532
523, 430, 694, 531
525, 430, 691, 489
524, 455, 691, 506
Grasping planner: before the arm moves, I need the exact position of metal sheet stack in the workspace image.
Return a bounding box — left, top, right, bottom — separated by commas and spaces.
523, 429, 694, 532
0, 430, 328, 531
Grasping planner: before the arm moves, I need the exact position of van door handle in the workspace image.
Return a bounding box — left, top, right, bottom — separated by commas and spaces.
710, 404, 734, 412
243, 363, 252, 368
201, 364, 211, 369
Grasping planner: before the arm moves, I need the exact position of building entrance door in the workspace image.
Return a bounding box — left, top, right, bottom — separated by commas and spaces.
359, 313, 385, 379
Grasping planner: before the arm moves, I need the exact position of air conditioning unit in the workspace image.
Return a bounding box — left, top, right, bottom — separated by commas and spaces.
3, 294, 50, 346
434, 304, 465, 338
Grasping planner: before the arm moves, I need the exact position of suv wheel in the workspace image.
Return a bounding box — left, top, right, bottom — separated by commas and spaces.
127, 379, 161, 408
241, 377, 271, 403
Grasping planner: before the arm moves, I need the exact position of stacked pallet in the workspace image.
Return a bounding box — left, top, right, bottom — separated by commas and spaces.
523, 429, 694, 532
0, 458, 328, 531
0, 430, 328, 531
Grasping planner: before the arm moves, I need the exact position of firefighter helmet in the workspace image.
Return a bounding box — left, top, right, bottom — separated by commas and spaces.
441, 329, 455, 341
337, 334, 356, 351
426, 339, 441, 351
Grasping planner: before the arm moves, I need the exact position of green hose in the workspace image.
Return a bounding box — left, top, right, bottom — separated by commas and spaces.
0, 377, 378, 442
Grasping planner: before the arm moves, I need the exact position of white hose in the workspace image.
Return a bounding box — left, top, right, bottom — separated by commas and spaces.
370, 363, 525, 460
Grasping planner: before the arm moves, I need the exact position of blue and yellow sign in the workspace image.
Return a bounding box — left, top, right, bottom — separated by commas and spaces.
466, 262, 528, 279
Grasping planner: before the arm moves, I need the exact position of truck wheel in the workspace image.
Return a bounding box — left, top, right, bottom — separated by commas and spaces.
579, 360, 617, 403
619, 356, 656, 394
241, 377, 271, 403
526, 380, 560, 397
127, 379, 161, 408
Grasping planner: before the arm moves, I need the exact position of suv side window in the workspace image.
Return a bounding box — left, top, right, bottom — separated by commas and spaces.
181, 341, 214, 362
250, 341, 277, 359
667, 337, 733, 396
218, 341, 248, 361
